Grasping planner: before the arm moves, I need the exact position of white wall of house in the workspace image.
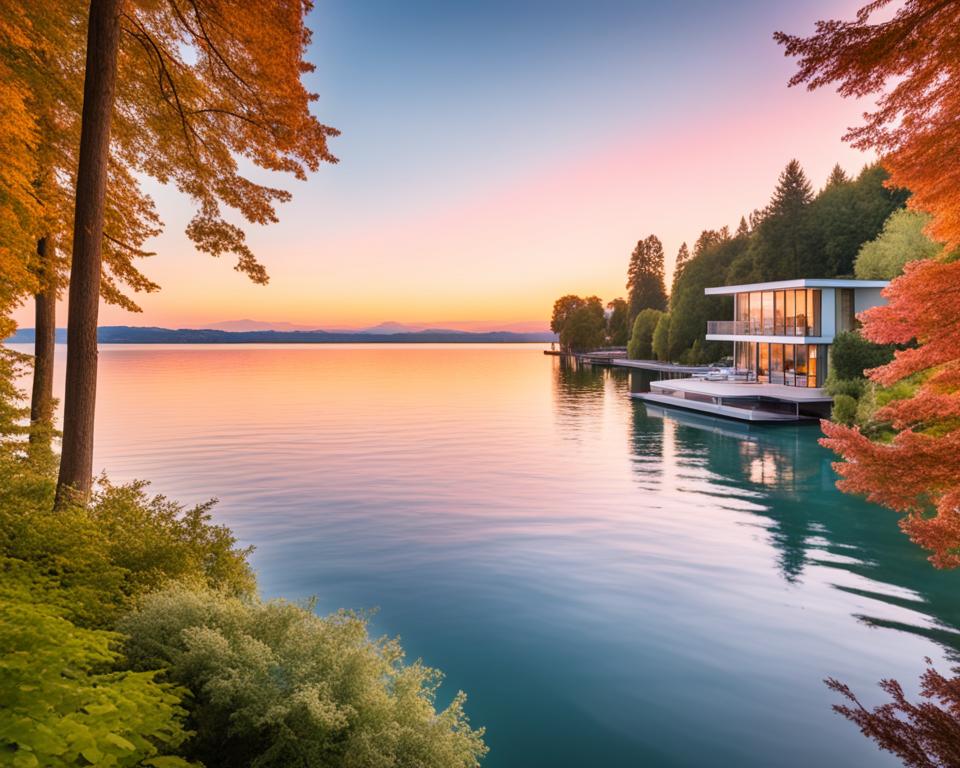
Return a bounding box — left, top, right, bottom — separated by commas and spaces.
820, 288, 837, 339
854, 287, 885, 315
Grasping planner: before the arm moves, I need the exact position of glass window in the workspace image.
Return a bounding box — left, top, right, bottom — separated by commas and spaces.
808, 344, 818, 387
785, 290, 795, 336
758, 343, 769, 382
770, 344, 783, 384
736, 293, 749, 333
774, 291, 785, 336
795, 290, 807, 336
749, 292, 762, 334
807, 289, 821, 336
838, 288, 855, 333
796, 344, 808, 387
762, 292, 774, 335
783, 344, 795, 385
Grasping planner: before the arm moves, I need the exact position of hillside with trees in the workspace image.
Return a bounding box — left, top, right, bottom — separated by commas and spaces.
551, 159, 906, 364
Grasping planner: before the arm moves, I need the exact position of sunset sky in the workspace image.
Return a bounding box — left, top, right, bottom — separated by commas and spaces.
14, 0, 871, 332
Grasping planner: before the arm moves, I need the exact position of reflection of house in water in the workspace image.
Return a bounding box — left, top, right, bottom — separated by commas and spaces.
630, 402, 960, 655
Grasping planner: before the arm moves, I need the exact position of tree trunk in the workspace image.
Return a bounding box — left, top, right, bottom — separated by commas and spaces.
30, 236, 56, 446
55, 0, 122, 507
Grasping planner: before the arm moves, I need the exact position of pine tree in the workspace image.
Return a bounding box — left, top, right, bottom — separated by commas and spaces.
670, 242, 690, 304
735, 216, 749, 237
825, 163, 849, 188
626, 235, 668, 319
768, 159, 814, 216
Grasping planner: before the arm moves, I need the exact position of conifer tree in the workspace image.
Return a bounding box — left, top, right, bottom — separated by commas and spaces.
825, 163, 849, 188
745, 160, 814, 279
626, 235, 667, 320
670, 242, 690, 304
735, 216, 749, 238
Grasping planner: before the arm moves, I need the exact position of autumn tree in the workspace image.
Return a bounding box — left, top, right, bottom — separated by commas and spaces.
606, 298, 629, 346
626, 235, 667, 321
776, 0, 960, 250
820, 258, 960, 568
55, 0, 339, 504
826, 662, 960, 768
4, 0, 166, 449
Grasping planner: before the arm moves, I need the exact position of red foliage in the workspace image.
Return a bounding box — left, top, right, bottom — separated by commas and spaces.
826, 661, 960, 768
819, 259, 960, 568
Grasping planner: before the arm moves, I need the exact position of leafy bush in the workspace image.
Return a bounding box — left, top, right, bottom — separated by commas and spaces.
855, 209, 941, 279
831, 394, 858, 426
0, 460, 254, 628
652, 313, 671, 361
120, 587, 488, 768
627, 308, 664, 360
0, 560, 196, 768
824, 375, 866, 400
830, 330, 896, 381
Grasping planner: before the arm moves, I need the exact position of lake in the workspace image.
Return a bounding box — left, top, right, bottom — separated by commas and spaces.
16, 343, 960, 767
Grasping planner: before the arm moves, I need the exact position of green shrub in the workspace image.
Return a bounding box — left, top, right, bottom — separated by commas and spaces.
0, 560, 196, 768
830, 331, 895, 381
832, 394, 859, 426
120, 586, 488, 768
824, 376, 866, 400
627, 308, 664, 360
652, 313, 671, 361
0, 461, 254, 628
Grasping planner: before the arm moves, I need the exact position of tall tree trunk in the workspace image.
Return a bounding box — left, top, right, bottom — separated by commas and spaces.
30, 236, 56, 447
55, 0, 122, 507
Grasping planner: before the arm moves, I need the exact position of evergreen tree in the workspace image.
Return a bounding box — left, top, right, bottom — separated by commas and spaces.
734, 159, 814, 281
806, 164, 908, 276
735, 216, 750, 238
669, 234, 744, 363
769, 159, 814, 215
670, 242, 690, 303
626, 235, 668, 319
825, 163, 850, 188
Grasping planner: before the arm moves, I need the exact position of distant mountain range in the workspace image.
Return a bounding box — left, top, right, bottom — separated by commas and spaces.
202, 318, 551, 334
7, 326, 557, 344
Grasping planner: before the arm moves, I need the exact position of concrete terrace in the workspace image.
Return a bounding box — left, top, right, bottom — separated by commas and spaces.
632, 378, 832, 422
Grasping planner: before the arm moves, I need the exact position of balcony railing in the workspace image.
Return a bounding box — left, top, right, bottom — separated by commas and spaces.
706, 320, 815, 336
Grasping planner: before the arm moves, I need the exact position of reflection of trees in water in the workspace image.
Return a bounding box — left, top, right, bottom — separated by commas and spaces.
551, 358, 630, 440
629, 404, 960, 656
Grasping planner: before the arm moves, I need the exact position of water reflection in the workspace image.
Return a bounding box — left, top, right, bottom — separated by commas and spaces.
630, 400, 960, 656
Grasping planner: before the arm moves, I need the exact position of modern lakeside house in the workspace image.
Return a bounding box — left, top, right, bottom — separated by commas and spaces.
631, 279, 890, 422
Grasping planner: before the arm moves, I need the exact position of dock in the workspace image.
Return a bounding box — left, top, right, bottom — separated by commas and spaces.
631, 378, 832, 422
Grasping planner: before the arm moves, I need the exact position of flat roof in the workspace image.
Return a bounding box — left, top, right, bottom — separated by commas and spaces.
705, 278, 888, 296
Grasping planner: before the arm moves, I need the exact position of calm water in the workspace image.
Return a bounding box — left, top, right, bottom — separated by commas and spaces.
17, 343, 960, 767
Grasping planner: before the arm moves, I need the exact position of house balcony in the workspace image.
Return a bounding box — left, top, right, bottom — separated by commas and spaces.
705, 320, 820, 338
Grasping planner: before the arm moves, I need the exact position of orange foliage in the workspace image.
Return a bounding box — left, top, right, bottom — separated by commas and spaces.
6, 0, 338, 313
775, 0, 960, 249
820, 259, 960, 568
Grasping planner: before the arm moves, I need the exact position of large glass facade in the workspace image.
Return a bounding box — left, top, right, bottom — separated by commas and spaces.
730, 289, 820, 337
732, 341, 826, 387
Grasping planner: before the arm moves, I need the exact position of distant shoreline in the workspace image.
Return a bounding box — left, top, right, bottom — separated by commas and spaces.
7, 326, 557, 345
